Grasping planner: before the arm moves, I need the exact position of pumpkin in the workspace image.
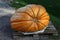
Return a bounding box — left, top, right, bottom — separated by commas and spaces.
10, 4, 50, 32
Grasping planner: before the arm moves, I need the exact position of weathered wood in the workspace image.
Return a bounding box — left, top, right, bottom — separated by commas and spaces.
13, 21, 58, 40
13, 35, 33, 40
44, 21, 58, 36
33, 34, 40, 40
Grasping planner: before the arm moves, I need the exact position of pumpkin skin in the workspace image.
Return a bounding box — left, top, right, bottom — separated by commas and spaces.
10, 4, 50, 32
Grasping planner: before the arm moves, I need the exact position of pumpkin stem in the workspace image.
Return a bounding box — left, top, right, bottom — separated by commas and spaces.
33, 18, 38, 22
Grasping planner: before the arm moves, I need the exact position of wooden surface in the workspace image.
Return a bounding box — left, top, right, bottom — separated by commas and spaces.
13, 21, 58, 40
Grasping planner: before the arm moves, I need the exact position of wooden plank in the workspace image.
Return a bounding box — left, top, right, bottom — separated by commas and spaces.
33, 34, 40, 40
13, 35, 33, 40
12, 21, 58, 40
44, 21, 58, 35
39, 35, 49, 40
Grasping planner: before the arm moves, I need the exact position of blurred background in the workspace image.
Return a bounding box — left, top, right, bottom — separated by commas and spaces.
9, 0, 60, 40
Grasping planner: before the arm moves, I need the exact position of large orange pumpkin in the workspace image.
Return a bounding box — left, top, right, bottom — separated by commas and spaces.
10, 4, 50, 32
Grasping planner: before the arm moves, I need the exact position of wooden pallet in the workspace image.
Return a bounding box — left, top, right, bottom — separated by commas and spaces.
13, 21, 58, 40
